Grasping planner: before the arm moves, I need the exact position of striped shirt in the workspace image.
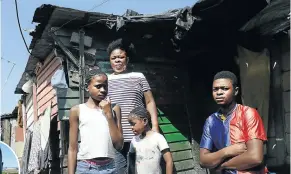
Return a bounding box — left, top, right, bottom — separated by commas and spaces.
108, 72, 151, 142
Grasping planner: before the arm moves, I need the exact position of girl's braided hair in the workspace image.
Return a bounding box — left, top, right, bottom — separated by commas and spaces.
129, 106, 151, 122
84, 68, 107, 87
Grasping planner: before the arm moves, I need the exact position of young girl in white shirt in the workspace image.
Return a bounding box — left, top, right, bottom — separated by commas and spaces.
127, 107, 173, 174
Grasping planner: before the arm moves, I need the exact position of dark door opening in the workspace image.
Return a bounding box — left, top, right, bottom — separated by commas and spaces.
184, 50, 242, 143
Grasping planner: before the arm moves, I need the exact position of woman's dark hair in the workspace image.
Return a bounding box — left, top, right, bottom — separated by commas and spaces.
85, 68, 107, 87
107, 38, 136, 58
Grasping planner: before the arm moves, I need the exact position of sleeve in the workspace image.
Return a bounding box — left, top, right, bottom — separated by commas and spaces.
157, 134, 170, 152
139, 73, 151, 92
129, 139, 136, 153
243, 108, 267, 142
200, 119, 213, 151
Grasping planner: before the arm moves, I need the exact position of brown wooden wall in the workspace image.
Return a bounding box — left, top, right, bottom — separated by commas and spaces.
36, 54, 61, 119
35, 52, 63, 172
25, 93, 34, 131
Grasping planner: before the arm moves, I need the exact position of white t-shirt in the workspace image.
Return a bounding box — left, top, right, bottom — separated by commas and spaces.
129, 132, 170, 174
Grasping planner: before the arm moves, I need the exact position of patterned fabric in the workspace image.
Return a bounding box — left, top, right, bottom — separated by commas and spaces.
108, 72, 151, 142
21, 130, 33, 174
28, 120, 41, 173
200, 104, 268, 174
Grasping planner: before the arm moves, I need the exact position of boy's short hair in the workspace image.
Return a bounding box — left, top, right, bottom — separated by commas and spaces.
129, 106, 151, 121
213, 71, 238, 87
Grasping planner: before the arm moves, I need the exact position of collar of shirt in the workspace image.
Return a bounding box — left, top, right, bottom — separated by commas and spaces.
215, 104, 238, 121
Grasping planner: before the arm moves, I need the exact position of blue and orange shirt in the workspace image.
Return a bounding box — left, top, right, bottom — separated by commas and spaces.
200, 104, 268, 174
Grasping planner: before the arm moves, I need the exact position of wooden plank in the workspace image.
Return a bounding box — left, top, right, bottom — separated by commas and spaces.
282, 71, 290, 91
25, 93, 33, 103
37, 80, 52, 95
285, 113, 290, 134
38, 51, 55, 72
286, 133, 290, 155
286, 155, 290, 165
56, 88, 89, 98
33, 84, 38, 122
168, 141, 192, 152
37, 57, 61, 83
25, 99, 33, 112
164, 133, 187, 143
157, 108, 164, 115
38, 97, 57, 110
26, 108, 33, 120
38, 63, 62, 87
158, 117, 171, 124
283, 91, 290, 112
172, 150, 193, 162
37, 87, 55, 102
281, 37, 290, 72
26, 114, 34, 128
38, 102, 58, 117
174, 159, 195, 171
57, 98, 79, 110
159, 124, 179, 133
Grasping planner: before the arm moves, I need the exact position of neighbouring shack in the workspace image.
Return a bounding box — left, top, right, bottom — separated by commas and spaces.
14, 0, 290, 173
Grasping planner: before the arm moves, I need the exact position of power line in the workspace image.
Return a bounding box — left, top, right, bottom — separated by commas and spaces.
1, 58, 16, 92
1, 57, 16, 65
52, 0, 111, 33
14, 0, 31, 55
80, 18, 116, 28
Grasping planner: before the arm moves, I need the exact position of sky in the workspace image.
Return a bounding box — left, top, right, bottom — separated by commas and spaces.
0, 142, 19, 168
1, 0, 197, 115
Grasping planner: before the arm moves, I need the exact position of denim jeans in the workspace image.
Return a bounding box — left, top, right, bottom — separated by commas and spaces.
114, 142, 130, 174
115, 150, 127, 174
76, 160, 116, 174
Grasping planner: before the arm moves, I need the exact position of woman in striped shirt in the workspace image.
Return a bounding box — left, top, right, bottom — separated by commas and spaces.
107, 38, 159, 173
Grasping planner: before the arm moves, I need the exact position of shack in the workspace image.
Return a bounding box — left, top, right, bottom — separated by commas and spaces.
14, 0, 290, 173
0, 104, 25, 166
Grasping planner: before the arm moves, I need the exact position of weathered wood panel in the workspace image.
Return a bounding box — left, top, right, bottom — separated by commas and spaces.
281, 36, 290, 165
37, 52, 58, 81
37, 86, 55, 103
25, 93, 34, 130
38, 94, 57, 110
36, 54, 61, 121
283, 91, 290, 113
1, 119, 11, 145
282, 71, 290, 91
37, 58, 62, 86
267, 35, 290, 167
